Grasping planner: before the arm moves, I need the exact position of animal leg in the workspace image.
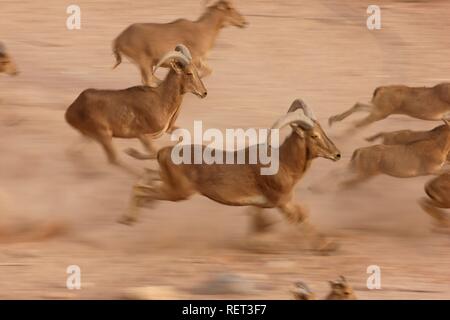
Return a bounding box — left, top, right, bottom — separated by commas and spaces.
354, 111, 388, 128
247, 207, 277, 234
329, 102, 374, 126
278, 202, 338, 253
125, 135, 158, 160
119, 179, 192, 225
96, 131, 140, 176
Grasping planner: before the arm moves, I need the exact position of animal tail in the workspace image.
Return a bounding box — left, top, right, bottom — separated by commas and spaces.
112, 39, 122, 69
365, 132, 383, 143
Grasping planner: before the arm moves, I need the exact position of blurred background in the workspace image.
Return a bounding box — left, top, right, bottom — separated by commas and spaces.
0, 0, 449, 299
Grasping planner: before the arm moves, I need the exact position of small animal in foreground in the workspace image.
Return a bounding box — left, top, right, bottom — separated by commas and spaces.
120, 99, 341, 252
0, 42, 19, 76
329, 83, 450, 129
112, 0, 248, 86
292, 276, 357, 300
65, 45, 206, 174
420, 172, 450, 230
342, 120, 450, 188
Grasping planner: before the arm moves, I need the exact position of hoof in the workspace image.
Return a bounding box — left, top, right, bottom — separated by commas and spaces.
313, 238, 339, 255
118, 215, 137, 226
124, 148, 143, 159
328, 117, 335, 127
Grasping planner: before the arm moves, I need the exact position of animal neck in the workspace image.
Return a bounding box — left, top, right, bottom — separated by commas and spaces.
277, 133, 313, 180
195, 7, 226, 52
157, 70, 184, 116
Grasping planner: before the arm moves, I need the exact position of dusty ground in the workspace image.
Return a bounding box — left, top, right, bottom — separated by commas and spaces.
0, 0, 450, 299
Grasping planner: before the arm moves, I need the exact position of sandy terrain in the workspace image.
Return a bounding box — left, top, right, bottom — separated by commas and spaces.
0, 0, 449, 299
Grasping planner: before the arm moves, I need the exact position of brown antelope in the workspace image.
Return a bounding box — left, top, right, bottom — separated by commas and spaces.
420, 172, 450, 229
112, 0, 248, 86
342, 120, 450, 187
65, 45, 207, 174
120, 99, 341, 252
292, 276, 357, 300
329, 83, 450, 128
366, 127, 450, 162
0, 42, 19, 76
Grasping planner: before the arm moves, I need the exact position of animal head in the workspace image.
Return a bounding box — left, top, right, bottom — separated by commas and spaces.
327, 276, 357, 300
206, 0, 248, 28
0, 43, 19, 76
155, 44, 207, 98
273, 99, 341, 161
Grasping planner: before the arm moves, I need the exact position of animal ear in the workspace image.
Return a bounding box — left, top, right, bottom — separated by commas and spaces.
170, 60, 183, 74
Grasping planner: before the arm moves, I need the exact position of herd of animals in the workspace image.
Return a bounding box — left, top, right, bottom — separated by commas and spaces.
1, 0, 450, 299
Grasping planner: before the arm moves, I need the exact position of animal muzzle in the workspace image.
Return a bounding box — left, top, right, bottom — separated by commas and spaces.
196, 90, 208, 98
321, 151, 341, 161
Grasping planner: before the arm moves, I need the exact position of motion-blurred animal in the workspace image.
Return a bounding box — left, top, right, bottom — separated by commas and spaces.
112, 0, 248, 86
342, 120, 450, 187
121, 99, 341, 252
329, 83, 450, 128
65, 45, 206, 174
292, 276, 357, 300
366, 127, 450, 162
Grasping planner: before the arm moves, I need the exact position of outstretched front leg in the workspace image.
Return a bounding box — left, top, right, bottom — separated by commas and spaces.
247, 207, 277, 234
328, 102, 374, 126
278, 202, 338, 253
125, 135, 158, 160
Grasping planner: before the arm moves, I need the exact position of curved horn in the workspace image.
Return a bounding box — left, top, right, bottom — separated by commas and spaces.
288, 99, 317, 121
155, 51, 190, 71
271, 109, 314, 131
339, 275, 347, 283
175, 44, 193, 61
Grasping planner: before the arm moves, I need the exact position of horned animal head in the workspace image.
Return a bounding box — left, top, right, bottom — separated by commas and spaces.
155, 44, 207, 98
0, 42, 19, 76
327, 276, 357, 300
205, 0, 248, 28
273, 99, 341, 161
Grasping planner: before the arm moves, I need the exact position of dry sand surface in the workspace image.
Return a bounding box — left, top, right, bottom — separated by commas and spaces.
0, 0, 450, 299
